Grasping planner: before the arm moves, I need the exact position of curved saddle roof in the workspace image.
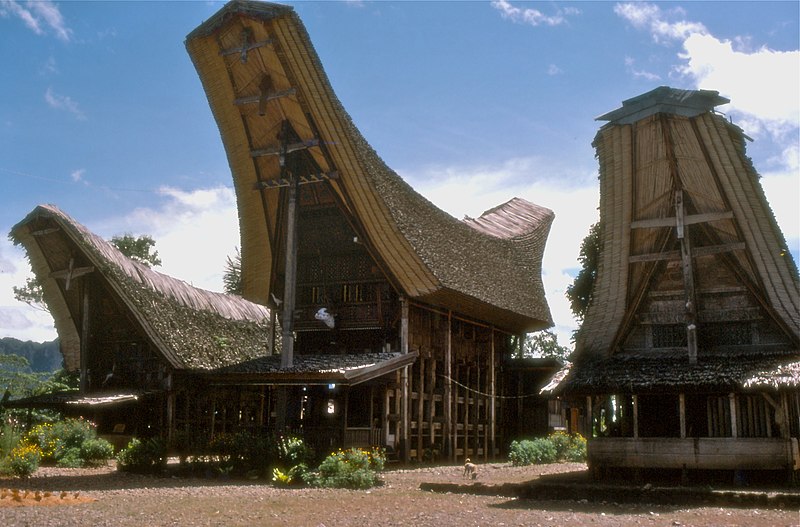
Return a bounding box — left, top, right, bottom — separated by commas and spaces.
11, 205, 271, 371
185, 1, 553, 333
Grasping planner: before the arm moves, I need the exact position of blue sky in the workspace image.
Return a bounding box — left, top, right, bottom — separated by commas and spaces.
1, 1, 798, 347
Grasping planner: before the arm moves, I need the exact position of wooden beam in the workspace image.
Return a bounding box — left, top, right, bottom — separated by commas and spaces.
253, 171, 338, 190
679, 393, 686, 439
251, 139, 320, 158
219, 29, 272, 63
628, 242, 746, 263
632, 394, 638, 439
729, 393, 738, 438
30, 227, 59, 237
234, 88, 297, 108
444, 310, 453, 460
79, 284, 89, 392
630, 211, 734, 230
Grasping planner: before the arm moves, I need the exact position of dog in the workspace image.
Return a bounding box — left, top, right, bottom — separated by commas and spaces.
463, 458, 478, 480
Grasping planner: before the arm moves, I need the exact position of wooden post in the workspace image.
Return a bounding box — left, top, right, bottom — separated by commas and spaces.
417, 356, 425, 461
632, 394, 639, 439
444, 310, 453, 460
586, 396, 593, 437
280, 171, 300, 369
679, 393, 686, 438
400, 297, 410, 461
675, 190, 698, 365
79, 284, 90, 392
464, 366, 471, 459
729, 393, 738, 438
490, 329, 496, 459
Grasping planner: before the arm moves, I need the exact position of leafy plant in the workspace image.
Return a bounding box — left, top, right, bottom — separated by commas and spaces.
309, 447, 386, 489
116, 437, 167, 474
8, 443, 42, 477
508, 432, 587, 466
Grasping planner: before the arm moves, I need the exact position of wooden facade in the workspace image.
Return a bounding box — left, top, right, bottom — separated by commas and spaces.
553, 87, 800, 481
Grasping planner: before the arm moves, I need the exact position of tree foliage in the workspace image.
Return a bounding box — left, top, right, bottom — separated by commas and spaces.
523, 330, 570, 360
12, 277, 47, 312
566, 221, 602, 322
223, 247, 243, 296
110, 234, 162, 267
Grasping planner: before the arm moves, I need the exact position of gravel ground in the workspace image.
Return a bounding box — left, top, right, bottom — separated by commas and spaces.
2, 461, 800, 526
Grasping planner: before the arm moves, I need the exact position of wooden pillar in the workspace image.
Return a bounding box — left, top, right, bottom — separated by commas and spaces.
489, 329, 496, 459
79, 284, 90, 392
586, 396, 593, 437
679, 393, 686, 438
632, 394, 639, 439
729, 393, 738, 438
400, 297, 410, 461
166, 392, 175, 445
280, 172, 299, 369
383, 386, 391, 446
444, 310, 453, 460
464, 366, 471, 459
416, 355, 425, 461
428, 358, 436, 453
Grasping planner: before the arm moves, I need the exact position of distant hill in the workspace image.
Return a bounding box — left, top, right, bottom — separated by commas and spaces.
0, 337, 62, 372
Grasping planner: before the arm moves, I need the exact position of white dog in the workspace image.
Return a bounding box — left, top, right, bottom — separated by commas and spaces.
463, 458, 478, 480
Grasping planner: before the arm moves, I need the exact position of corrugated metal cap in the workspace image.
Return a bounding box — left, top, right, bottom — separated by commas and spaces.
597, 86, 730, 124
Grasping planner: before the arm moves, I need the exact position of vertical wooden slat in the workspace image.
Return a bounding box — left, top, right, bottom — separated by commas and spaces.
417, 356, 425, 461
490, 329, 496, 459
729, 393, 738, 438
632, 394, 639, 439
679, 393, 686, 438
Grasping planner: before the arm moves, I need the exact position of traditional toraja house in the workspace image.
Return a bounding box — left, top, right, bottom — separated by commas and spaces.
552, 86, 800, 480
8, 0, 555, 462
9, 204, 273, 446
184, 0, 553, 461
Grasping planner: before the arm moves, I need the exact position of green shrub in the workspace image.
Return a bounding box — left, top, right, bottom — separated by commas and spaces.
8, 443, 42, 477
116, 437, 167, 474
80, 438, 115, 466
508, 438, 558, 466
508, 432, 587, 466
309, 447, 385, 489
562, 433, 587, 462
23, 418, 113, 467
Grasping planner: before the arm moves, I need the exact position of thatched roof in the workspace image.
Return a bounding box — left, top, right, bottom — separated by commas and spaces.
560, 86, 800, 394
576, 86, 799, 357
185, 0, 553, 334
10, 205, 271, 371
209, 350, 418, 386
553, 351, 800, 395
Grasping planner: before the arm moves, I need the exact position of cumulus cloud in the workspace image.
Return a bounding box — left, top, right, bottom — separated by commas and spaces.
677, 33, 800, 134
491, 0, 580, 27
0, 238, 57, 342
107, 186, 240, 292
44, 87, 86, 120
614, 2, 707, 44
0, 0, 72, 41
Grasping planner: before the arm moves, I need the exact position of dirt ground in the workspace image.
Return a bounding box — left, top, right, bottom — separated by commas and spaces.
2, 461, 800, 527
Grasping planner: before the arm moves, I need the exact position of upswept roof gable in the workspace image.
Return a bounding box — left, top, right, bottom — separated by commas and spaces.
185, 0, 552, 333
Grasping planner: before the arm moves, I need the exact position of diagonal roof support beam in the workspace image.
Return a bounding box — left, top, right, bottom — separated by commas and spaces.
251, 138, 319, 158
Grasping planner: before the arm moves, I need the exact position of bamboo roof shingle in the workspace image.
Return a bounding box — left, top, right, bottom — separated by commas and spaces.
10, 205, 272, 371
560, 86, 800, 394
185, 0, 553, 334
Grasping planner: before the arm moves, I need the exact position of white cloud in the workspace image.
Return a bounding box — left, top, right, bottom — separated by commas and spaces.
491, 0, 580, 27
0, 238, 57, 342
678, 33, 800, 134
0, 0, 71, 41
547, 64, 563, 76
111, 186, 240, 292
70, 168, 87, 185
44, 87, 86, 120
614, 2, 707, 44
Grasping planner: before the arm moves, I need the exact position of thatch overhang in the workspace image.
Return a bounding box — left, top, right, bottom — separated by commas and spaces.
185, 0, 553, 334
207, 350, 418, 386
3, 389, 157, 410
10, 205, 272, 371
554, 350, 800, 396
574, 86, 800, 359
